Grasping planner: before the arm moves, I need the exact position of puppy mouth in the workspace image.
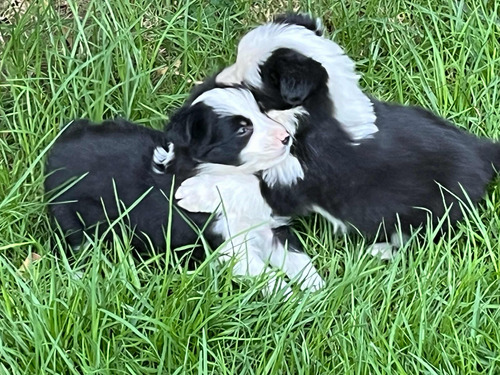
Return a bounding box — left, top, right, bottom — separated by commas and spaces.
277, 143, 291, 159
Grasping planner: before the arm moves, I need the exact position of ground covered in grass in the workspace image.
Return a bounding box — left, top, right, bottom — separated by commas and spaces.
1, 0, 500, 373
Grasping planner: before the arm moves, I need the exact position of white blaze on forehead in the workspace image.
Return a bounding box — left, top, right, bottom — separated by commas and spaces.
192, 87, 260, 119
217, 22, 378, 141
192, 86, 292, 174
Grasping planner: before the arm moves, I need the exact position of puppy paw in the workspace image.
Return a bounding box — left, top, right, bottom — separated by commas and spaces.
368, 242, 395, 260
262, 278, 294, 299
152, 143, 174, 174
298, 272, 325, 292
175, 175, 223, 213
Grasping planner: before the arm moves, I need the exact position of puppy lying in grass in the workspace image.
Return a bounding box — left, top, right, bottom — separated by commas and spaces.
45, 86, 324, 295
177, 13, 500, 259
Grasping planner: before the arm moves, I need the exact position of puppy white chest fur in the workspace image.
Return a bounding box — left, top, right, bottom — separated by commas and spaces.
176, 174, 276, 250
175, 172, 324, 294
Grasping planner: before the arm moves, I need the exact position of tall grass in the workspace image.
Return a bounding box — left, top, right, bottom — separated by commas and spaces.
1, 0, 499, 373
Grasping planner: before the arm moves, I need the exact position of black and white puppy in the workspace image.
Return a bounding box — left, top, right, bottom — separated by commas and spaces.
159, 88, 324, 294
216, 13, 378, 142
177, 14, 500, 258
46, 117, 213, 262
46, 86, 323, 294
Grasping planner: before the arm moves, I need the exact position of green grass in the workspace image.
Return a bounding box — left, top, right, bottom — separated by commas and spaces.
1, 0, 500, 373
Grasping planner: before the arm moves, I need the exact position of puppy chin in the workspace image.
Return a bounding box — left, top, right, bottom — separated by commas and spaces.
259, 145, 291, 170
237, 145, 290, 172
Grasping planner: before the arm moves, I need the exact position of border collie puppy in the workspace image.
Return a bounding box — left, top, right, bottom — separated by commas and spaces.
45, 86, 323, 294
177, 14, 500, 258
46, 118, 209, 259
156, 89, 324, 294
216, 13, 378, 142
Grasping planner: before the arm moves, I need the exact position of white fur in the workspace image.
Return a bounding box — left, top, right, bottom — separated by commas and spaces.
390, 232, 409, 248
311, 205, 348, 234
216, 22, 378, 141
266, 106, 306, 137
262, 155, 304, 187
262, 106, 307, 187
175, 173, 324, 293
368, 232, 409, 260
152, 143, 174, 174
368, 242, 394, 260
314, 17, 323, 35
194, 88, 291, 172
158, 88, 325, 295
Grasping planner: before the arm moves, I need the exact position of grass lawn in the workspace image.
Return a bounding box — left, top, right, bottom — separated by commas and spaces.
1, 0, 500, 373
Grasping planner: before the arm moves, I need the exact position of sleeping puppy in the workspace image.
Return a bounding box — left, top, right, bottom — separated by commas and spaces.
177, 13, 500, 258
45, 86, 323, 294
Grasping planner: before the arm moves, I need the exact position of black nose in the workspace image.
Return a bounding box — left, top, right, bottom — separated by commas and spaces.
281, 135, 290, 145
282, 94, 304, 106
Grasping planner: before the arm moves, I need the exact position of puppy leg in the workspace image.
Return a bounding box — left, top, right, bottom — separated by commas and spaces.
368, 232, 409, 260
221, 249, 292, 297
50, 205, 85, 249
152, 144, 174, 174
391, 232, 409, 248
269, 227, 324, 291
269, 246, 324, 291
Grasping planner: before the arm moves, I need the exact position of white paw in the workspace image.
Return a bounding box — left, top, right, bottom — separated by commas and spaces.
176, 190, 220, 213
298, 271, 325, 292
175, 175, 227, 213
175, 176, 222, 213
261, 277, 294, 299
152, 143, 174, 174
368, 242, 395, 260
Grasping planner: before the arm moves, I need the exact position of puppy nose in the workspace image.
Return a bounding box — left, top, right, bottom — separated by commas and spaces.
276, 128, 290, 145
281, 135, 290, 145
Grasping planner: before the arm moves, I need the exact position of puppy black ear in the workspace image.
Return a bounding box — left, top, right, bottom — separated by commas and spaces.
166, 104, 211, 147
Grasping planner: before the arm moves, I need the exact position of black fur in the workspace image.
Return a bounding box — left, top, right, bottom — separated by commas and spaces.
272, 225, 304, 253
257, 48, 328, 109
273, 13, 323, 36
256, 47, 500, 240
45, 98, 255, 258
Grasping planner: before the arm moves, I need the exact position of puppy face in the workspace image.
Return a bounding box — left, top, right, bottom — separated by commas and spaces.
257, 48, 328, 110
215, 14, 378, 141
167, 87, 291, 172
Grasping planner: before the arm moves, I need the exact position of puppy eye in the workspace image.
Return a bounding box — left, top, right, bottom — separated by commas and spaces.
234, 117, 253, 136
236, 125, 253, 136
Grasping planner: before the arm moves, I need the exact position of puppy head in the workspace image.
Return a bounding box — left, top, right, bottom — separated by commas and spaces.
167, 87, 292, 173
216, 13, 378, 141
257, 48, 328, 110
215, 18, 323, 94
